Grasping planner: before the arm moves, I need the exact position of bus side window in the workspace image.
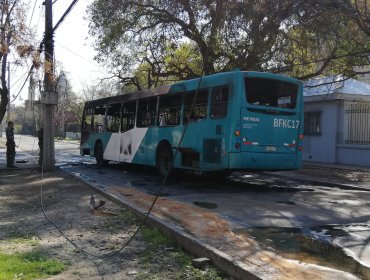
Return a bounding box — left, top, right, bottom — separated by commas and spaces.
106, 103, 121, 132
83, 108, 93, 133
183, 90, 208, 123
121, 101, 136, 132
210, 87, 229, 119
93, 105, 106, 133
137, 98, 156, 127
157, 95, 181, 126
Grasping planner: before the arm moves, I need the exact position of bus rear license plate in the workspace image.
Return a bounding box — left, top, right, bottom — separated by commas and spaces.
266, 146, 277, 152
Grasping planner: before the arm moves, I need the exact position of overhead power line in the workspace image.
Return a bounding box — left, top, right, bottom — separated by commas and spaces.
52, 0, 79, 33
11, 0, 80, 103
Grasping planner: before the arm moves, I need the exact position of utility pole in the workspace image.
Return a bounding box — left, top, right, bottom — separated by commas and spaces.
41, 0, 57, 171
7, 62, 10, 121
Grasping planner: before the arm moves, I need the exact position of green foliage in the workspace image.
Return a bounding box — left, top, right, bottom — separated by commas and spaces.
164, 42, 203, 79
88, 0, 370, 88
282, 11, 370, 79
0, 251, 65, 280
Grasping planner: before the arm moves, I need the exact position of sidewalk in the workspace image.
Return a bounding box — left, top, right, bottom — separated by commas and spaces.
0, 137, 39, 169
265, 161, 370, 191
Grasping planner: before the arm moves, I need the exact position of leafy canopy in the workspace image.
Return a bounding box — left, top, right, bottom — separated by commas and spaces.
88, 0, 370, 90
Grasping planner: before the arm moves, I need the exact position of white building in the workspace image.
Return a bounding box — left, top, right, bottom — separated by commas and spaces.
303, 76, 370, 167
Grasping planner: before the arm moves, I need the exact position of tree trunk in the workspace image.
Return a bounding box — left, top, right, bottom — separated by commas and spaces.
0, 87, 9, 124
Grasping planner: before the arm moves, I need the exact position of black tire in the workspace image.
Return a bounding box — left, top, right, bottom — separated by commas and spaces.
95, 142, 108, 167
157, 146, 173, 177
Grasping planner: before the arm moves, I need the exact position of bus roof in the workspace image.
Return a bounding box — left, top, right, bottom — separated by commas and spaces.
84, 70, 301, 106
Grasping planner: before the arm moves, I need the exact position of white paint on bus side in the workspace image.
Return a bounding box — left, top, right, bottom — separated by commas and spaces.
104, 127, 148, 163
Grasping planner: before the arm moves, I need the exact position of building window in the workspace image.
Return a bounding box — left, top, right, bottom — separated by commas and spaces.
345, 103, 370, 144
304, 111, 322, 135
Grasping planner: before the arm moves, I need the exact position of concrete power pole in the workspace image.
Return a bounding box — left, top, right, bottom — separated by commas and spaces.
41, 0, 57, 171
7, 62, 10, 122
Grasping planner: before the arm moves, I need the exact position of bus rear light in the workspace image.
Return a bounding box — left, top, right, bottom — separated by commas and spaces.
298, 146, 303, 151
299, 134, 304, 140
235, 143, 240, 149
243, 141, 259, 145
235, 130, 240, 136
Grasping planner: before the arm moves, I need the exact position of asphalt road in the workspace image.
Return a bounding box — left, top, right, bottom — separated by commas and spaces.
6, 134, 370, 279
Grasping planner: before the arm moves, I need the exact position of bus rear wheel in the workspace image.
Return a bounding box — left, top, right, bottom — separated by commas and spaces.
95, 142, 108, 168
157, 146, 173, 177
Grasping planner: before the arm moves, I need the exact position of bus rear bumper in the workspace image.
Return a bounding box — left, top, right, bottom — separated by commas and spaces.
228, 152, 302, 170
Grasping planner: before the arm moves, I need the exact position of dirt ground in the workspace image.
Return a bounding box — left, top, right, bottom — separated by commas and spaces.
0, 168, 224, 280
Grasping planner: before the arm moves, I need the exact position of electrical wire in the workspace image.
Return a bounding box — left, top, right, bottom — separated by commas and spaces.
28, 0, 38, 28
10, 0, 80, 104
52, 0, 79, 33
10, 70, 33, 103
40, 183, 145, 258
39, 0, 225, 260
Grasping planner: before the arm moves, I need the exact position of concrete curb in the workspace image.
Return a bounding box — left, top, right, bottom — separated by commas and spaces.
65, 169, 264, 280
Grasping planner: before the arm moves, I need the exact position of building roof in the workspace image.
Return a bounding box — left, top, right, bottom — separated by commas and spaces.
304, 75, 370, 96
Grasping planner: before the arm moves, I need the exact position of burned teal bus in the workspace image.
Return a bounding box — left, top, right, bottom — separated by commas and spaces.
80, 70, 304, 176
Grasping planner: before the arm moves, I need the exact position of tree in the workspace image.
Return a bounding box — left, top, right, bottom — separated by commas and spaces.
63, 79, 122, 129
88, 0, 370, 88
55, 71, 78, 137
279, 0, 370, 80
318, 0, 370, 37
279, 5, 370, 79
0, 0, 34, 124
88, 0, 299, 88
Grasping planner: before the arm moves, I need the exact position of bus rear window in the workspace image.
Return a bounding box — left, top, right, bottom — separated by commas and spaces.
245, 78, 298, 109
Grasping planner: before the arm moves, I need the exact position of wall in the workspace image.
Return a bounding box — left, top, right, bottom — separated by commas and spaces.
337, 144, 370, 167
303, 96, 370, 167
303, 99, 339, 163
66, 132, 81, 140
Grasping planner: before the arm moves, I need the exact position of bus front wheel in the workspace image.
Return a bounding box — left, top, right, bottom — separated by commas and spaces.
157, 146, 173, 177
95, 142, 108, 167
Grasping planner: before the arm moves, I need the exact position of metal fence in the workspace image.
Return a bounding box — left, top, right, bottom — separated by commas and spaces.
345, 103, 370, 145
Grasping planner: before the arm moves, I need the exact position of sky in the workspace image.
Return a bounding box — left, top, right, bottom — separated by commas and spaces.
11, 0, 107, 105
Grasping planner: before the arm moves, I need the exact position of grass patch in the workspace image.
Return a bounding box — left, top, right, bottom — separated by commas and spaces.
0, 250, 64, 280
54, 137, 75, 141
138, 226, 225, 279
141, 226, 175, 247
11, 237, 39, 247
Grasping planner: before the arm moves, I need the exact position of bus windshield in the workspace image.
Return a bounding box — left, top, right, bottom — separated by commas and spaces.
245, 77, 298, 109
